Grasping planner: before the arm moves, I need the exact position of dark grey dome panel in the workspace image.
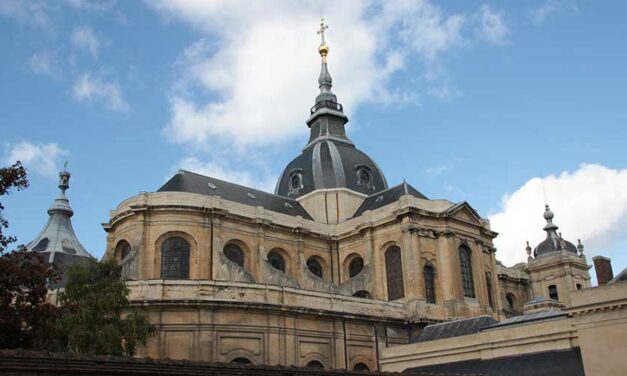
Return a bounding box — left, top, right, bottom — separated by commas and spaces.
275, 140, 388, 199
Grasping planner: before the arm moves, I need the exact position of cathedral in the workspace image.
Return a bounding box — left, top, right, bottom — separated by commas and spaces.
24, 20, 625, 376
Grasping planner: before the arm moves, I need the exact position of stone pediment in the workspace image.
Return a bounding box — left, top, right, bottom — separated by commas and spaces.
446, 202, 483, 225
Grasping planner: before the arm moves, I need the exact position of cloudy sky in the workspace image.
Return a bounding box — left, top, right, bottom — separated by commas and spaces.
2, 1, 626, 280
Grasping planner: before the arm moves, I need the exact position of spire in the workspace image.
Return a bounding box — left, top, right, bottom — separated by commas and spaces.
314, 17, 340, 109
26, 165, 93, 284
542, 204, 558, 231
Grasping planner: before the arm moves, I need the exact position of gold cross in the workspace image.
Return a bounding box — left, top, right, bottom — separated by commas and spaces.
317, 17, 328, 45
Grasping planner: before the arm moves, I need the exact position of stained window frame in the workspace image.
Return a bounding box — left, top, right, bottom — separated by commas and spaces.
424, 263, 436, 304
459, 245, 476, 298
160, 236, 190, 280
385, 245, 405, 301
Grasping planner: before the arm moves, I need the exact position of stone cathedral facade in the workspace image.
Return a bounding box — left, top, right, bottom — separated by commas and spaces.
27, 22, 600, 372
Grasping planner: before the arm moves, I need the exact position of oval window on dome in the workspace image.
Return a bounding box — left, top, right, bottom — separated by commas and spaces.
288, 169, 304, 196
61, 239, 77, 254
32, 238, 49, 252
355, 165, 375, 190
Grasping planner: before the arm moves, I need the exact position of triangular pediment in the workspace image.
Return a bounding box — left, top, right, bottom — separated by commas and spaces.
447, 202, 483, 225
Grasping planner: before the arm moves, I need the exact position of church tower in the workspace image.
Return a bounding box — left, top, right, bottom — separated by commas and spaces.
526, 205, 591, 306
25, 167, 93, 287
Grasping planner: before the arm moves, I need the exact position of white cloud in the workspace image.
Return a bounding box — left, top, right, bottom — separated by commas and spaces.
3, 141, 67, 178
428, 85, 462, 101
73, 72, 129, 112
71, 26, 100, 58
489, 164, 627, 266
476, 4, 509, 45
27, 51, 57, 77
530, 1, 579, 26
177, 157, 276, 193
426, 163, 453, 176
149, 0, 510, 149
0, 0, 51, 29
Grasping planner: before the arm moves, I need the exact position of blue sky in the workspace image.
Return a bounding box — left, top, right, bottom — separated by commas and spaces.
1, 1, 626, 280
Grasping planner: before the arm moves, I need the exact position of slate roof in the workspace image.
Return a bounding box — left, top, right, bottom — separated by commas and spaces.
158, 170, 313, 220
608, 267, 627, 284
352, 181, 428, 218
404, 348, 584, 376
412, 316, 497, 343
484, 309, 565, 330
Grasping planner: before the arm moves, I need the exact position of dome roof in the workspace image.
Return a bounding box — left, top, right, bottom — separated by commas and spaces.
275, 24, 387, 199
275, 139, 388, 198
25, 169, 93, 287
533, 205, 578, 257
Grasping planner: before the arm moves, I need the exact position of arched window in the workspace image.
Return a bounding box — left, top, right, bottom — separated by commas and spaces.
385, 245, 404, 300
306, 257, 323, 278
267, 249, 286, 272
353, 363, 370, 371
459, 246, 475, 298
424, 264, 436, 304
506, 293, 516, 309
115, 240, 131, 260
306, 360, 324, 369
224, 243, 245, 267
230, 357, 252, 364
548, 285, 559, 300
352, 290, 372, 299
349, 256, 364, 278
486, 273, 494, 309
161, 237, 190, 279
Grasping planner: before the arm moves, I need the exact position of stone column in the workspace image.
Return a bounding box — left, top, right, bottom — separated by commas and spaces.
211, 212, 223, 281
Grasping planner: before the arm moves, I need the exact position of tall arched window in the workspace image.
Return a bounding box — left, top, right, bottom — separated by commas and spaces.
161, 236, 190, 279
115, 240, 131, 260
486, 273, 494, 309
349, 256, 364, 278
459, 245, 475, 298
506, 293, 516, 310
224, 243, 245, 267
548, 285, 559, 300
424, 264, 436, 304
385, 245, 404, 300
267, 249, 286, 272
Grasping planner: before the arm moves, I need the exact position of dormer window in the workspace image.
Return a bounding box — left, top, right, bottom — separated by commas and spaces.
287, 168, 304, 196
355, 164, 375, 190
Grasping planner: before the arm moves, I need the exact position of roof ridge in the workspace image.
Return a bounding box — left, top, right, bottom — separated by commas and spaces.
176, 169, 300, 202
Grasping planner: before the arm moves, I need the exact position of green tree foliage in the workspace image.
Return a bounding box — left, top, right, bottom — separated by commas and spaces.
0, 161, 61, 350
0, 162, 28, 253
54, 259, 155, 355
0, 249, 60, 349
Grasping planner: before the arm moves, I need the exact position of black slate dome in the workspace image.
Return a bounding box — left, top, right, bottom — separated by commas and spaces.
275, 33, 387, 198
275, 139, 388, 198
533, 205, 579, 257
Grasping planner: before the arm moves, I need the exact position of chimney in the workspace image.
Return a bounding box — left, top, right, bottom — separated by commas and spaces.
593, 256, 614, 285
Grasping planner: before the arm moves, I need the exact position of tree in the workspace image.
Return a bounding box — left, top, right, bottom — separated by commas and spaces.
54, 259, 155, 356
0, 161, 60, 350
0, 162, 28, 253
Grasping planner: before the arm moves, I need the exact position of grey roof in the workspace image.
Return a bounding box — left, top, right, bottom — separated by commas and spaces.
352, 181, 428, 218
485, 309, 565, 330
158, 170, 313, 220
405, 348, 584, 376
534, 205, 578, 257
608, 267, 627, 284
412, 315, 497, 343
25, 170, 93, 287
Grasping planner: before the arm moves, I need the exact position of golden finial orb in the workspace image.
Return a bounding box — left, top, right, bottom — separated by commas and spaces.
318, 43, 329, 57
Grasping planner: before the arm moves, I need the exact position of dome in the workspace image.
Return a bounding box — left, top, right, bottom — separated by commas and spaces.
275, 139, 388, 198
275, 26, 387, 199
533, 205, 578, 257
